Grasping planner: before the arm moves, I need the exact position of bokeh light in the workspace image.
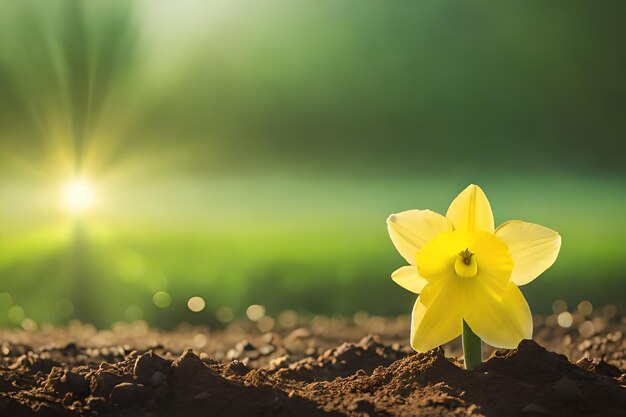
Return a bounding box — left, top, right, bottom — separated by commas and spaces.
187, 296, 206, 313
557, 312, 573, 328
577, 301, 593, 317
153, 292, 172, 309
257, 316, 275, 332
216, 307, 234, 323
8, 306, 25, 324
578, 320, 595, 338
246, 305, 266, 322
277, 310, 298, 329
552, 300, 568, 315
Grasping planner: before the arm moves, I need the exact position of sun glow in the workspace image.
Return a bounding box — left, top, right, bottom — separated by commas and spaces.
62, 179, 97, 214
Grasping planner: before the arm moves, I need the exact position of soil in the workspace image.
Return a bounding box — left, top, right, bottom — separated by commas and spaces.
0, 306, 623, 417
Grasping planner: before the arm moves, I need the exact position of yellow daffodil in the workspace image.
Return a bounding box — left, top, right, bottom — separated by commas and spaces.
387, 184, 561, 357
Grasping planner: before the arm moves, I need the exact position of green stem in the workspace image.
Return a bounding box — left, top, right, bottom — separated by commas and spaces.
462, 320, 482, 370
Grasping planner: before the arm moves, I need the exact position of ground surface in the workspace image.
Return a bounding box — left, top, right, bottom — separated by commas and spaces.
0, 306, 623, 417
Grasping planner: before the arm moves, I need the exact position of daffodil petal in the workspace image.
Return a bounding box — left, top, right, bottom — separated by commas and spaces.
391, 266, 428, 294
496, 220, 561, 286
446, 184, 494, 233
463, 282, 532, 349
410, 280, 463, 352
416, 231, 469, 280
387, 210, 453, 265
471, 231, 514, 294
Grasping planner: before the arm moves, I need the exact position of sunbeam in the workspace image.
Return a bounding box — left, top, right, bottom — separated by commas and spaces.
62, 179, 97, 215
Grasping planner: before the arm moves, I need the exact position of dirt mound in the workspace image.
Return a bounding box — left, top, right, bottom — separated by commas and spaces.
0, 348, 337, 417
293, 341, 626, 417
274, 335, 406, 382
0, 334, 623, 417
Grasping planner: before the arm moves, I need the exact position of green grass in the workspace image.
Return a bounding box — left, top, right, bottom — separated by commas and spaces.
0, 172, 623, 327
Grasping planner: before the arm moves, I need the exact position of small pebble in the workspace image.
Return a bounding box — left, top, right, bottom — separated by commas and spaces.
554, 376, 582, 400
522, 402, 550, 414
151, 371, 167, 386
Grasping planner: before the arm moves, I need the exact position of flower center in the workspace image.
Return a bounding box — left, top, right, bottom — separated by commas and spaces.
454, 248, 478, 278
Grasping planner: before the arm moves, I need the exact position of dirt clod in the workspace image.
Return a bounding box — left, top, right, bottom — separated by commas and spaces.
44, 368, 90, 397
109, 382, 142, 406
133, 350, 171, 384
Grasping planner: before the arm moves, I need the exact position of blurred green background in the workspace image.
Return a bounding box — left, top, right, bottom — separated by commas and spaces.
0, 0, 624, 328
